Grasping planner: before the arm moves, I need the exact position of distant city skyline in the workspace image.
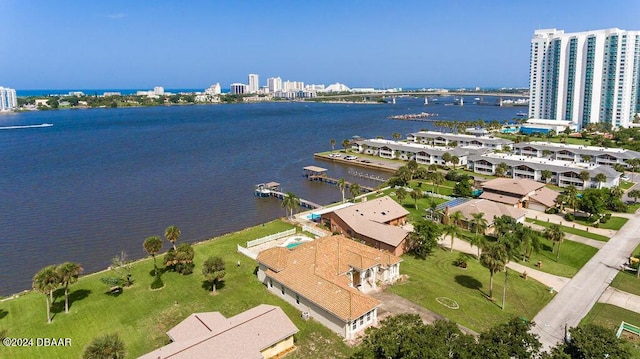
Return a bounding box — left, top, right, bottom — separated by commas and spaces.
1, 0, 639, 89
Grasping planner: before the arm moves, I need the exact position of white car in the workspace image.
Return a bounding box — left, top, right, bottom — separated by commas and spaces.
344, 155, 358, 160
329, 153, 341, 158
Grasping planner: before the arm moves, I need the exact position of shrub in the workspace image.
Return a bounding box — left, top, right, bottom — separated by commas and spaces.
164, 243, 195, 275
545, 207, 559, 214
564, 213, 575, 221
83, 333, 126, 359
150, 276, 164, 289
453, 253, 468, 268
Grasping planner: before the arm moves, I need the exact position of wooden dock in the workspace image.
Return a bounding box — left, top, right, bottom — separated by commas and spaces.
302, 165, 375, 193
254, 182, 321, 209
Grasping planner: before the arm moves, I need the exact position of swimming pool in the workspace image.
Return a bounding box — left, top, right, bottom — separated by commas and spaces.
286, 242, 304, 249
280, 235, 313, 250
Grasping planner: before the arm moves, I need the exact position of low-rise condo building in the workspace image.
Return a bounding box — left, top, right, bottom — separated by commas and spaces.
406, 130, 513, 150
467, 153, 621, 189
256, 235, 402, 339
512, 142, 640, 168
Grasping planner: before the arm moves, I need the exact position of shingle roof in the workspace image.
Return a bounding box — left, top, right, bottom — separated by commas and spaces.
479, 191, 522, 205
513, 142, 640, 160
257, 235, 401, 321
451, 199, 527, 224
332, 196, 410, 247
139, 305, 299, 359
481, 178, 546, 196
529, 187, 560, 208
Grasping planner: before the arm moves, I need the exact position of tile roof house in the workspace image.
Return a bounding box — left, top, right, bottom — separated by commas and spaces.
479, 178, 558, 211
448, 199, 527, 231
139, 304, 299, 359
256, 235, 402, 340
320, 196, 410, 256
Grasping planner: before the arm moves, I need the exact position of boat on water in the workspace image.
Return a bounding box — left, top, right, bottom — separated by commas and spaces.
0, 123, 54, 130
516, 112, 528, 117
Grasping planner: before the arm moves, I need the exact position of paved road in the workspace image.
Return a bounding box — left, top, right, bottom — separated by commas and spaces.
531, 210, 640, 350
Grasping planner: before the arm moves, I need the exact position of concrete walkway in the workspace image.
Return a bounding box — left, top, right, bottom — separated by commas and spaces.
523, 209, 617, 238
598, 287, 640, 315
370, 289, 478, 336
531, 210, 640, 351
438, 237, 570, 291
526, 223, 605, 249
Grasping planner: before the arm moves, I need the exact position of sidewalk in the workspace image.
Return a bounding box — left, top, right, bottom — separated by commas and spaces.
438, 237, 570, 291
523, 209, 616, 238
526, 223, 605, 249
598, 287, 640, 314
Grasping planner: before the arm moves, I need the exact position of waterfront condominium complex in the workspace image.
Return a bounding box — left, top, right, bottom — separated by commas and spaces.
248, 73, 259, 93
0, 86, 18, 111
529, 28, 640, 129
267, 77, 282, 93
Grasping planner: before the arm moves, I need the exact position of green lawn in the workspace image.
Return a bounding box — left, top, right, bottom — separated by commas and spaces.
510, 237, 598, 278
581, 303, 640, 356
526, 218, 610, 242
620, 181, 635, 190
396, 195, 448, 222
628, 202, 640, 214
610, 242, 640, 296
388, 249, 553, 333
0, 220, 354, 359
599, 217, 629, 231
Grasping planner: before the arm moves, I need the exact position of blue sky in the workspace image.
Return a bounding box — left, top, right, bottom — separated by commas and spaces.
1, 0, 639, 90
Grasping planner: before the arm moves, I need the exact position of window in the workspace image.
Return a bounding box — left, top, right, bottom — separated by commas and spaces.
367, 312, 371, 322
360, 317, 364, 326
352, 321, 357, 330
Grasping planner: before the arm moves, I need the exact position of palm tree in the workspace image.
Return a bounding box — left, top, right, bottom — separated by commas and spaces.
443, 224, 460, 252
449, 210, 465, 228
565, 185, 579, 214
442, 153, 452, 168
496, 162, 510, 177
349, 183, 362, 201
342, 139, 350, 152
581, 154, 592, 163
337, 178, 347, 203
480, 242, 508, 299
143, 236, 163, 276
544, 224, 565, 262
468, 212, 488, 256
628, 158, 640, 182
202, 256, 226, 293
56, 262, 83, 313
83, 333, 126, 359
579, 171, 591, 189
33, 265, 60, 323
451, 156, 460, 170
281, 192, 299, 219
609, 186, 624, 199
628, 189, 640, 203
542, 149, 553, 158
392, 132, 401, 141
395, 187, 408, 205
330, 139, 336, 152
519, 226, 540, 262
164, 225, 181, 250
410, 188, 423, 209
406, 160, 418, 180
431, 172, 445, 194
555, 193, 567, 212
594, 173, 607, 189
541, 170, 553, 183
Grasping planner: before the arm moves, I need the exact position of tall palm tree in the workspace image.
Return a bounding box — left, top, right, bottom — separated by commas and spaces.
337, 178, 347, 203
469, 212, 488, 259
144, 236, 163, 276
342, 139, 350, 152
33, 265, 60, 323
202, 256, 226, 293
565, 185, 579, 214
628, 189, 640, 203
330, 139, 336, 152
518, 226, 540, 262
410, 188, 423, 209
609, 185, 624, 199
56, 262, 83, 313
392, 132, 401, 141
164, 225, 181, 250
541, 170, 552, 183
449, 210, 465, 228
544, 224, 565, 262
579, 171, 591, 189
281, 192, 299, 219
594, 173, 607, 189
431, 172, 445, 194
349, 183, 362, 202
442, 224, 460, 252
480, 242, 508, 299
451, 156, 460, 170
395, 187, 408, 205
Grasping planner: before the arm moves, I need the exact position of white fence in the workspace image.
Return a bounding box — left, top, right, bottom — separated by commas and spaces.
303, 225, 330, 238
246, 228, 296, 248
237, 244, 257, 260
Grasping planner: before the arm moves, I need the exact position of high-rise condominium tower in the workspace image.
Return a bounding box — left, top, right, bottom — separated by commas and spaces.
0, 87, 17, 111
267, 77, 282, 93
529, 28, 640, 129
248, 74, 259, 94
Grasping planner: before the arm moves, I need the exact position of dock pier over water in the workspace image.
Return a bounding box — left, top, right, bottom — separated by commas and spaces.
254, 182, 321, 209
303, 166, 374, 193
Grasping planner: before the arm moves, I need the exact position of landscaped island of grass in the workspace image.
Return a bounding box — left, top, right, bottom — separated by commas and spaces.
0, 220, 355, 359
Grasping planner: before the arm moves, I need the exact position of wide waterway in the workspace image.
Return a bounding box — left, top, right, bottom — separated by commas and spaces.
0, 96, 523, 295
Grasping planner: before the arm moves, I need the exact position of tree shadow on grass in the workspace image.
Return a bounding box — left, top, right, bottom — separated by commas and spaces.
454, 275, 483, 290
201, 279, 226, 293
0, 309, 8, 320
50, 289, 91, 317
148, 266, 168, 277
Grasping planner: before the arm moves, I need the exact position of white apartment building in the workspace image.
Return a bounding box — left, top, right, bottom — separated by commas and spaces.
248, 74, 259, 93
529, 28, 640, 130
204, 83, 221, 95
0, 87, 18, 111
267, 77, 282, 93
229, 83, 247, 95
153, 86, 165, 95
283, 81, 304, 91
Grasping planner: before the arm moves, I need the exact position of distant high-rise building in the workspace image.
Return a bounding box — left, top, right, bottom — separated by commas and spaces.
283, 81, 304, 92
154, 87, 165, 95
0, 86, 17, 111
248, 74, 259, 93
230, 83, 247, 95
529, 28, 640, 129
205, 83, 221, 95
267, 77, 282, 93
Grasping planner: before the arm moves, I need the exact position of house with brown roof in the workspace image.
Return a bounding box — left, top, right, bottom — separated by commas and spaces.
320, 196, 410, 256
139, 304, 299, 359
256, 235, 402, 340
479, 178, 558, 211
448, 199, 527, 232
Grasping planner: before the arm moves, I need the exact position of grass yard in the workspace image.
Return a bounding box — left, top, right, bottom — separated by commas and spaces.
395, 195, 448, 222
620, 181, 635, 190
511, 237, 598, 278
0, 220, 354, 359
627, 202, 640, 214
610, 242, 640, 296
581, 303, 640, 356
526, 218, 610, 242
388, 249, 553, 333
599, 217, 629, 231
